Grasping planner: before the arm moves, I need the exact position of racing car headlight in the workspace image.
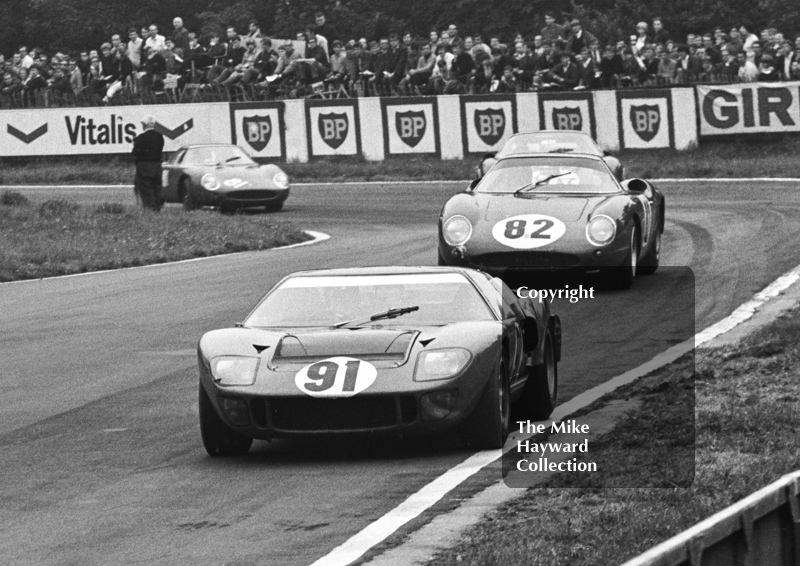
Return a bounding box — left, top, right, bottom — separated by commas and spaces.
210, 356, 259, 386
201, 173, 221, 191
272, 171, 289, 189
442, 215, 473, 246
586, 215, 616, 246
414, 348, 472, 381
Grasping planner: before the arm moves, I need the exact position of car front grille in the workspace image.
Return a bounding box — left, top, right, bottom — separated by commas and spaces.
223, 189, 282, 201
256, 395, 417, 432
475, 252, 582, 269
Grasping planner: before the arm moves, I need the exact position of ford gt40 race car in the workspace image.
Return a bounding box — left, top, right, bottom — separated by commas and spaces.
439, 153, 664, 289
197, 266, 561, 456
475, 131, 624, 181
161, 144, 289, 212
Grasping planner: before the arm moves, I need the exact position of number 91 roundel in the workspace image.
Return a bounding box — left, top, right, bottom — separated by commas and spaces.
492, 214, 567, 249
295, 357, 377, 398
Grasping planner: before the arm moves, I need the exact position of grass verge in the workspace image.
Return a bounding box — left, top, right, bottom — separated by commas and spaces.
2, 138, 800, 185
0, 193, 310, 282
426, 307, 800, 565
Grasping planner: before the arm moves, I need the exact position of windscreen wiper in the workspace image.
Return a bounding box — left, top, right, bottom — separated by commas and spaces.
333, 306, 419, 328
513, 173, 571, 195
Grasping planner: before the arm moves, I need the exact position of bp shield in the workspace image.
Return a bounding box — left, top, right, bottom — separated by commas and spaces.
395, 110, 426, 147
242, 115, 272, 152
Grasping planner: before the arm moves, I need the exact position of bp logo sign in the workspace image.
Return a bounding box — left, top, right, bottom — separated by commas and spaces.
630, 104, 660, 142
242, 115, 272, 152
395, 110, 426, 147
318, 112, 348, 149
552, 107, 582, 131
474, 108, 505, 146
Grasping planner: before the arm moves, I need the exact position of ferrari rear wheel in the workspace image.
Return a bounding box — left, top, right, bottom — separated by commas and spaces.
199, 383, 253, 457
462, 358, 510, 449
181, 179, 200, 211
516, 329, 557, 420
639, 229, 661, 275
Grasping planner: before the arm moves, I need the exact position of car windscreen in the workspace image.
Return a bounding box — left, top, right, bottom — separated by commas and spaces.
244, 273, 496, 327
476, 156, 619, 194
183, 146, 256, 166
496, 133, 600, 157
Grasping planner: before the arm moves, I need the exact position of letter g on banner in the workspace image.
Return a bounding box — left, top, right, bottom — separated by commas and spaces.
701, 89, 739, 130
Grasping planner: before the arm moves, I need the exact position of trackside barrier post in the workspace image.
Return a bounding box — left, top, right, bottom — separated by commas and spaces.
620, 470, 800, 566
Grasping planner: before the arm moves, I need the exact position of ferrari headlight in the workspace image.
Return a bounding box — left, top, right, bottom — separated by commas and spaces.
442, 215, 473, 246
273, 171, 289, 189
210, 356, 259, 386
414, 348, 472, 381
201, 173, 221, 191
586, 215, 616, 246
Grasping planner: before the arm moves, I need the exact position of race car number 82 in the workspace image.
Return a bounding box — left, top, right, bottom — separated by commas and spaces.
295, 356, 377, 398
492, 214, 567, 250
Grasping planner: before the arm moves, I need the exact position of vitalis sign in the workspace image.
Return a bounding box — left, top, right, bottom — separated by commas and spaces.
0, 104, 225, 156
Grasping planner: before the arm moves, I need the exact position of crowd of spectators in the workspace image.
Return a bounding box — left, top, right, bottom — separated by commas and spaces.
2, 11, 800, 108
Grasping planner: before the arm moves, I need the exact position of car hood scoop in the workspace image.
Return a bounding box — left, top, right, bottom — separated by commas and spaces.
273, 329, 419, 362
482, 195, 589, 222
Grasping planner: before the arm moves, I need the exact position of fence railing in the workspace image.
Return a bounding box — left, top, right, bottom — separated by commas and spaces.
621, 470, 800, 566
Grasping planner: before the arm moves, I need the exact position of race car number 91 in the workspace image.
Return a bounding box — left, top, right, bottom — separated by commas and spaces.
295, 356, 377, 398
492, 214, 567, 249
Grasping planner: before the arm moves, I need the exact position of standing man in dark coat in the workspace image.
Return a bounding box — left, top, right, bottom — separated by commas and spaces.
132, 115, 165, 211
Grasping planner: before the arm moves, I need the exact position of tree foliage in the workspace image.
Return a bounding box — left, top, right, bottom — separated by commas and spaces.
2, 0, 799, 54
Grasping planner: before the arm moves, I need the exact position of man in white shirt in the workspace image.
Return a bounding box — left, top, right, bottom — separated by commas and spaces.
127, 28, 144, 69
145, 25, 167, 54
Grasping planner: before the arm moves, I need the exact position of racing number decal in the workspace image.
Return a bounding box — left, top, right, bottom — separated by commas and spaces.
492, 215, 567, 250
295, 356, 377, 398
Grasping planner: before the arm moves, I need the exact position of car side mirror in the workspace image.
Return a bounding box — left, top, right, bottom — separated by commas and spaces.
467, 179, 479, 191
621, 178, 648, 193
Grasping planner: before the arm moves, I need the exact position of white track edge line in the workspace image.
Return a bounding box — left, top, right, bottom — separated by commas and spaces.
308, 261, 800, 566
0, 230, 330, 286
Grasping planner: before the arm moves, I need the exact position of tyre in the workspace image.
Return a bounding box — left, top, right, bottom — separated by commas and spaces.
264, 201, 284, 213
199, 383, 253, 457
639, 228, 661, 275
606, 225, 639, 289
461, 358, 510, 449
515, 329, 558, 420
181, 179, 200, 211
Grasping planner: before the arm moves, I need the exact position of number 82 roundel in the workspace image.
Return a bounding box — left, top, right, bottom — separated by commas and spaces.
492, 214, 567, 249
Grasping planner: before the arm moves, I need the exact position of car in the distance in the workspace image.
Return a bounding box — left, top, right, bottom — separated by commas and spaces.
197, 266, 561, 456
161, 144, 289, 212
475, 131, 624, 181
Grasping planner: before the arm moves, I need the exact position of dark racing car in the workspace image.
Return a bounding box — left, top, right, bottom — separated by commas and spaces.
161, 144, 289, 212
439, 153, 664, 289
197, 266, 561, 456
475, 131, 624, 181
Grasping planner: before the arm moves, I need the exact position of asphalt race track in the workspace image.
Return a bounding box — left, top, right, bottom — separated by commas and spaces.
2, 180, 800, 565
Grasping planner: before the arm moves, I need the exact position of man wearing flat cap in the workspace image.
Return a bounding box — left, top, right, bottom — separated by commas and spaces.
566, 19, 597, 55
132, 115, 165, 211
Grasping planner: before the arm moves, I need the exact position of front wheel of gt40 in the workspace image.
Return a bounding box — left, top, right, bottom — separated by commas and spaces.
461, 358, 511, 449
199, 383, 253, 457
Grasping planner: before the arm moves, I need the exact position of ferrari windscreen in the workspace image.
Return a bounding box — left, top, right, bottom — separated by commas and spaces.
184, 146, 256, 166
496, 133, 600, 157
244, 273, 496, 327
477, 156, 620, 194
